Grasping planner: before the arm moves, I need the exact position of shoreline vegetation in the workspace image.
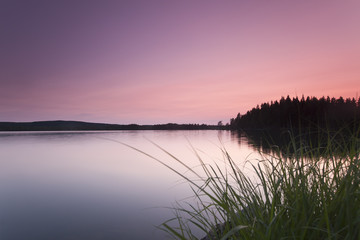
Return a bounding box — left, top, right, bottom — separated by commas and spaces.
230, 95, 360, 131
156, 128, 360, 240
2, 96, 359, 133
151, 125, 360, 239
151, 95, 360, 239
0, 121, 221, 131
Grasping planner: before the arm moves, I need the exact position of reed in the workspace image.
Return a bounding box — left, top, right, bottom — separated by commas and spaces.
127, 129, 360, 239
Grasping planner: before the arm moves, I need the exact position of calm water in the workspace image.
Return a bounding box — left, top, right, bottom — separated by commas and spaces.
0, 130, 260, 240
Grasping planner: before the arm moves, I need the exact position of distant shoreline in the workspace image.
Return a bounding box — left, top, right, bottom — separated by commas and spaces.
0, 120, 226, 131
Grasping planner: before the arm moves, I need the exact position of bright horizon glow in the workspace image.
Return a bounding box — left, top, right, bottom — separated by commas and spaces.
1, 1, 359, 125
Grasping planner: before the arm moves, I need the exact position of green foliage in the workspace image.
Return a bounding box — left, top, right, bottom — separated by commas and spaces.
139, 130, 360, 239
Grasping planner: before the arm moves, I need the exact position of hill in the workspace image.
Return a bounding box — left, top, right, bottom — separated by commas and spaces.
0, 121, 218, 131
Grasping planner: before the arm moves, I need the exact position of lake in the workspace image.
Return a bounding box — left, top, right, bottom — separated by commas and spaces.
0, 130, 261, 240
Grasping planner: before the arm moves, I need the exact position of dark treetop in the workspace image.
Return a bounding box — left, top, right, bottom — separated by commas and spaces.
230, 96, 360, 130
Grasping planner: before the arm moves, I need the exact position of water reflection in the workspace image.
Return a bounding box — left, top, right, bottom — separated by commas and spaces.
231, 130, 288, 154
0, 130, 261, 240
231, 129, 360, 158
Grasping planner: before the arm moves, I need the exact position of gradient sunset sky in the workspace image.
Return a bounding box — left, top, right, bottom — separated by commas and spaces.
1, 1, 359, 124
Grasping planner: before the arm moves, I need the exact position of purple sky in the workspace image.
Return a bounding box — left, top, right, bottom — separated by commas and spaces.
1, 0, 360, 124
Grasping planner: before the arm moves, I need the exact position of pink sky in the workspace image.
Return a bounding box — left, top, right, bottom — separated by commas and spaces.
1, 1, 359, 124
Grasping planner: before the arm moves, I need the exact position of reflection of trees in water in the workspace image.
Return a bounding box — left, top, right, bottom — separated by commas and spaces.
231, 129, 360, 158
231, 130, 266, 152
231, 130, 291, 155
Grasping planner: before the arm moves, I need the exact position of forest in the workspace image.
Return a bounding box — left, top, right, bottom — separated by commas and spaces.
230, 96, 360, 130
0, 121, 218, 131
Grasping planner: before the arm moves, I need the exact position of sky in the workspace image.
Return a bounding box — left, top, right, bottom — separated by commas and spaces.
1, 0, 360, 124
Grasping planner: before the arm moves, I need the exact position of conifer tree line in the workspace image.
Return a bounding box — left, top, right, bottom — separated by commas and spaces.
230, 96, 360, 130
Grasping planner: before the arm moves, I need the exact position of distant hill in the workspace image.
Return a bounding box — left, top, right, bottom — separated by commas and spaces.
230, 96, 360, 130
0, 120, 219, 131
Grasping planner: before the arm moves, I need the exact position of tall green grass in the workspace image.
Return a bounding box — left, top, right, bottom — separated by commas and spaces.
126, 130, 360, 240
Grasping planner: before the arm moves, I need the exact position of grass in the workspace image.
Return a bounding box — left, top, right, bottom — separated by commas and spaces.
125, 129, 360, 240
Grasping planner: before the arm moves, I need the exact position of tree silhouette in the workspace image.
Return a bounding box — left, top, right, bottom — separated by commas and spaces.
230, 96, 360, 130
